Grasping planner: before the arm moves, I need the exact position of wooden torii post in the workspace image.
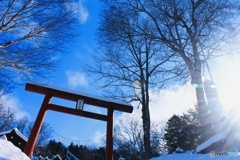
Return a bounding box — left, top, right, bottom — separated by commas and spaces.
23, 82, 133, 160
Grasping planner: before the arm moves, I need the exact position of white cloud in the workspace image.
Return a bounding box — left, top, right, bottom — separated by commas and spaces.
78, 1, 89, 24
65, 1, 89, 24
149, 82, 197, 121
66, 70, 88, 88
91, 131, 106, 146
116, 82, 197, 125
1, 94, 30, 120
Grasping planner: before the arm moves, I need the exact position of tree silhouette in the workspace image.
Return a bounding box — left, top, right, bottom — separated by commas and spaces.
0, 0, 81, 92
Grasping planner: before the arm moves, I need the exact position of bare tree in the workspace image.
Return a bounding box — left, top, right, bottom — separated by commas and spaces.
98, 0, 240, 133
0, 0, 81, 91
26, 122, 53, 147
15, 116, 29, 134
26, 122, 54, 156
88, 4, 185, 159
0, 104, 15, 131
0, 102, 29, 133
0, 101, 53, 154
114, 118, 166, 159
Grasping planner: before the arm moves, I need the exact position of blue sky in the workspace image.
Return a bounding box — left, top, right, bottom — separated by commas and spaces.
11, 0, 108, 146
2, 0, 194, 145
3, 0, 240, 147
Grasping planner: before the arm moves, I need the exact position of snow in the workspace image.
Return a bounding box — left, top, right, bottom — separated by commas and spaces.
27, 82, 132, 108
0, 136, 30, 160
196, 132, 225, 153
0, 128, 28, 142
150, 153, 240, 160
0, 134, 239, 160
175, 147, 184, 152
0, 135, 7, 140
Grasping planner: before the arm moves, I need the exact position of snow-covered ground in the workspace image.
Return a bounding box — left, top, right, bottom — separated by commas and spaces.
150, 153, 240, 160
1, 135, 240, 160
0, 135, 30, 160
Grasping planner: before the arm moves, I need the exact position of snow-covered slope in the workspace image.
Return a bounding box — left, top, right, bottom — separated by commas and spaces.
196, 132, 225, 153
0, 136, 30, 160
150, 153, 240, 160
1, 135, 239, 160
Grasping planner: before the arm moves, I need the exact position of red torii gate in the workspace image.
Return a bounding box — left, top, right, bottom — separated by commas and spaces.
23, 82, 133, 160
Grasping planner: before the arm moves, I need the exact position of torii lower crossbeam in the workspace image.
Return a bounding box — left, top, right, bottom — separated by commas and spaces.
23, 82, 133, 160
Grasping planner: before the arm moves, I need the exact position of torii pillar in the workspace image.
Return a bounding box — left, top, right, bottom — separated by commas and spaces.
23, 82, 133, 160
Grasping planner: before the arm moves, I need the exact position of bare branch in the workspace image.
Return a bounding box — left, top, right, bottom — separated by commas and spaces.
0, 0, 81, 91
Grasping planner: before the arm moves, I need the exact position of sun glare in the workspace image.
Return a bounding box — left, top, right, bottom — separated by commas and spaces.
215, 56, 240, 113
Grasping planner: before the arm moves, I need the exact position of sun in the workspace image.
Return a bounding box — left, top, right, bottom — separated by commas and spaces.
214, 55, 240, 113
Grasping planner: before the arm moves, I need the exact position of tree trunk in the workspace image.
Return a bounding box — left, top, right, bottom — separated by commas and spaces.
141, 103, 151, 160
189, 60, 210, 142
195, 76, 208, 125
190, 64, 207, 120
141, 83, 151, 160
189, 41, 207, 127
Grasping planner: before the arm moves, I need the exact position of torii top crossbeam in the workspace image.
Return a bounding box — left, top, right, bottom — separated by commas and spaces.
24, 82, 133, 160
25, 82, 133, 113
